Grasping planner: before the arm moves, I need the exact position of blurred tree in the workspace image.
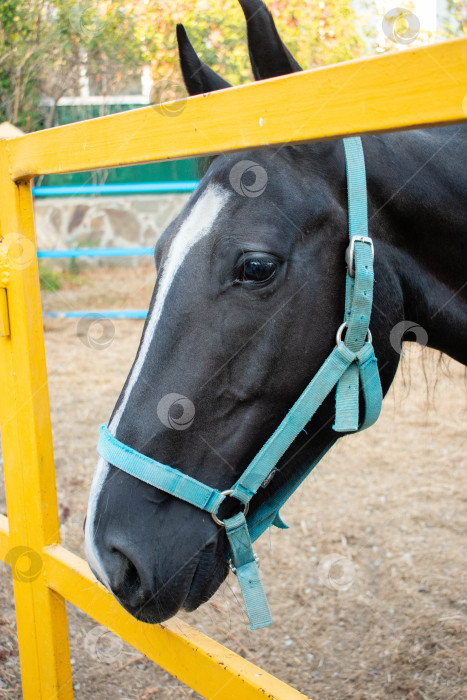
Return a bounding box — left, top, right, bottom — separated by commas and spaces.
0, 0, 44, 129
0, 0, 377, 130
0, 0, 142, 131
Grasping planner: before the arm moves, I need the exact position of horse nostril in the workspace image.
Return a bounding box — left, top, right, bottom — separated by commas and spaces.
106, 548, 152, 611
124, 558, 143, 594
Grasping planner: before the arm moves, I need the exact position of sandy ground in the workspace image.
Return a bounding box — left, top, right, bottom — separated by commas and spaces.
0, 264, 466, 700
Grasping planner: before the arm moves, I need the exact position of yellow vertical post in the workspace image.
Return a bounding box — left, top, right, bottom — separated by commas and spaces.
0, 142, 73, 699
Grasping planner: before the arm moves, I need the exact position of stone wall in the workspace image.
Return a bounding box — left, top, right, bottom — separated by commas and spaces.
34, 194, 190, 256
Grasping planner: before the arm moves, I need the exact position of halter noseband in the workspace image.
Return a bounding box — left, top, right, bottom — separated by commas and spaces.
97, 137, 383, 630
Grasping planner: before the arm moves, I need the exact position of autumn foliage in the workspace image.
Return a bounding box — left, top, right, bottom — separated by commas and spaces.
144, 0, 369, 89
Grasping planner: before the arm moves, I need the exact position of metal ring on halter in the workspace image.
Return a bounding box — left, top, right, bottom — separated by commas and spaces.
336, 322, 372, 346
211, 489, 249, 526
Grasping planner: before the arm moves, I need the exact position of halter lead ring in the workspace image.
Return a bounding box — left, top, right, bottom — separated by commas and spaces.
211, 490, 249, 526
97, 137, 383, 631
336, 321, 372, 346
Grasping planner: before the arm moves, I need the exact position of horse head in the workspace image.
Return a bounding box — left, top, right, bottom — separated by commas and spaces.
84, 0, 466, 624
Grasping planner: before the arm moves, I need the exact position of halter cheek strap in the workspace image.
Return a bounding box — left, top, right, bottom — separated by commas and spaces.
97, 136, 383, 630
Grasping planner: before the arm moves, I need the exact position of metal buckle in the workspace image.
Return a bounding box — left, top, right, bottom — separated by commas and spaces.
345, 236, 374, 278
336, 321, 372, 346
229, 553, 259, 575
211, 489, 249, 527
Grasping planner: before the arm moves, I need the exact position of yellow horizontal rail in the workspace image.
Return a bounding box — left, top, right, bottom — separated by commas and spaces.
0, 519, 308, 700
4, 38, 467, 180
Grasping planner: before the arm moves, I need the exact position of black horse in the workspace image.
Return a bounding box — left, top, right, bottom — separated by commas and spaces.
84, 0, 467, 624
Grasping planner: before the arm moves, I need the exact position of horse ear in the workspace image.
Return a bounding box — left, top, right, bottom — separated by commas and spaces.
176, 24, 232, 96
238, 0, 302, 80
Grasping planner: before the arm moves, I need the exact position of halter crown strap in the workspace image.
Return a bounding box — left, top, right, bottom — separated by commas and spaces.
96, 136, 383, 631
333, 137, 382, 431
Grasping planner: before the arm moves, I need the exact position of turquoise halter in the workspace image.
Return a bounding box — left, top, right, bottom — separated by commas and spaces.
97, 137, 383, 630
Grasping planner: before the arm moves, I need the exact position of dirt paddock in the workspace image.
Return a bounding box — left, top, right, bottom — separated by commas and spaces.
1, 265, 466, 699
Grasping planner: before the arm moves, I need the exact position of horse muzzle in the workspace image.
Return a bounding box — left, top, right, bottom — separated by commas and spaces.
85, 468, 229, 624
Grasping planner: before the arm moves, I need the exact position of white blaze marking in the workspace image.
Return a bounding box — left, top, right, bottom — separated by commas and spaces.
85, 185, 230, 583
84, 456, 111, 588
110, 184, 229, 432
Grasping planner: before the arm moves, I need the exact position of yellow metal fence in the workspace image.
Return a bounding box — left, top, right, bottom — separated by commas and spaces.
0, 37, 466, 699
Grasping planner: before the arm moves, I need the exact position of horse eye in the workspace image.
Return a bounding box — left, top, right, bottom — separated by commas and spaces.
236, 256, 278, 285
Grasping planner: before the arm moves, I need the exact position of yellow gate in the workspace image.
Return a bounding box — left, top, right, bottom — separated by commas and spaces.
0, 37, 465, 699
